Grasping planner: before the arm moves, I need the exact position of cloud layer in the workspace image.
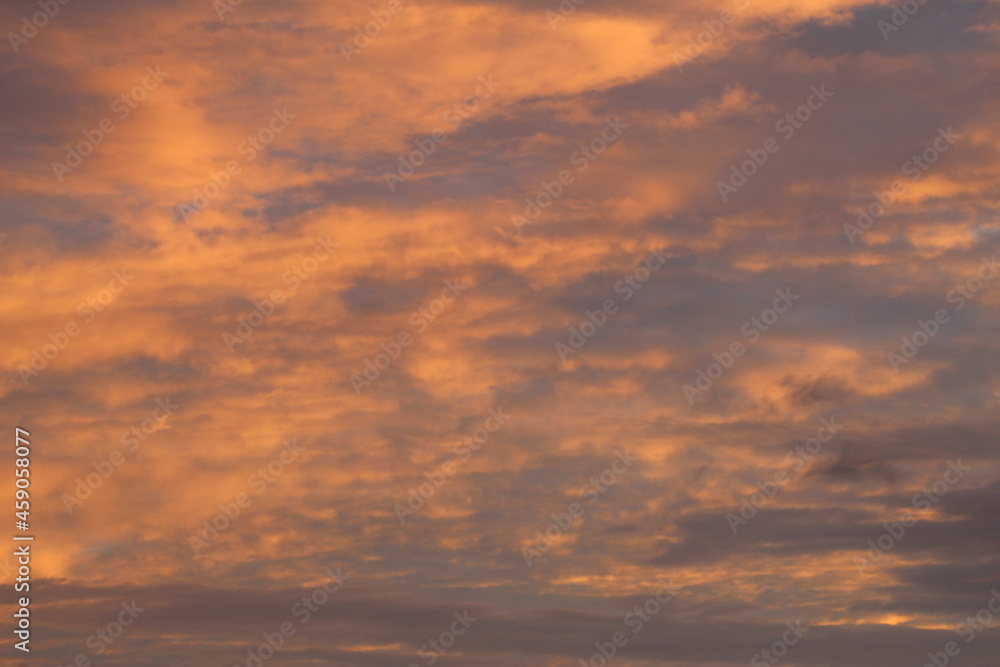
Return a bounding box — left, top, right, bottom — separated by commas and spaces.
2, 0, 1000, 665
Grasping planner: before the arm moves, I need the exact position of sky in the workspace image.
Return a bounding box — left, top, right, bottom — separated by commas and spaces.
2, 0, 1000, 665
